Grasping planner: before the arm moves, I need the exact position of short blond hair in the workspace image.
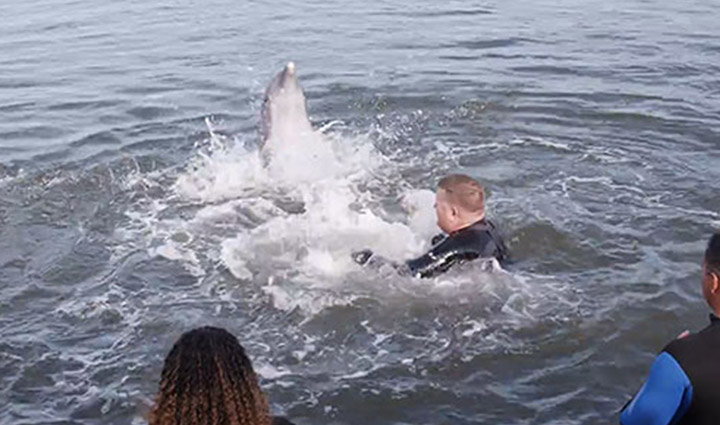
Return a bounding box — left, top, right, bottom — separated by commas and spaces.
438, 174, 485, 214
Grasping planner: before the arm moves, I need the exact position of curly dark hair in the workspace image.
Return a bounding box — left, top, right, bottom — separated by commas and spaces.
149, 326, 273, 425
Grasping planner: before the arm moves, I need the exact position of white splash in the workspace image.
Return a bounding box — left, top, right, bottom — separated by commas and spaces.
120, 114, 443, 314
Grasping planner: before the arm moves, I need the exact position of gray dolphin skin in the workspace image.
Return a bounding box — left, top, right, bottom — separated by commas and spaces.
260, 62, 315, 150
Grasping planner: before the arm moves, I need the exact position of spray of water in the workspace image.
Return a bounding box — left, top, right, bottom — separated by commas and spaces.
113, 103, 583, 327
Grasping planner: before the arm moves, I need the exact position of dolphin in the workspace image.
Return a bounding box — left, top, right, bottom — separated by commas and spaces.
260, 62, 315, 152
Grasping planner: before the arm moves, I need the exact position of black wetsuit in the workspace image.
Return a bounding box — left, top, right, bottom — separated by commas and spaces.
404, 219, 507, 278
353, 218, 507, 278
621, 314, 720, 425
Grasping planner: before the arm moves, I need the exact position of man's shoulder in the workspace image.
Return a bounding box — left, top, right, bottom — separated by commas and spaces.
663, 326, 708, 350
440, 227, 485, 253
458, 219, 494, 239
663, 334, 697, 359
662, 323, 720, 367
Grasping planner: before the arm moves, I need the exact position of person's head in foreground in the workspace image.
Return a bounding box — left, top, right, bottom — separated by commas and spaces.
703, 232, 720, 315
435, 174, 486, 234
150, 326, 272, 425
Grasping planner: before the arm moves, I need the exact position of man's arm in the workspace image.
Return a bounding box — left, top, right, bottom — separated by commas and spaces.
352, 249, 406, 274
353, 233, 477, 278
405, 235, 480, 278
620, 352, 693, 425
405, 249, 458, 278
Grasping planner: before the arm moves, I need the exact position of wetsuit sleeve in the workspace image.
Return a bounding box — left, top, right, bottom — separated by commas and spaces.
620, 352, 693, 425
405, 237, 476, 278
404, 251, 444, 277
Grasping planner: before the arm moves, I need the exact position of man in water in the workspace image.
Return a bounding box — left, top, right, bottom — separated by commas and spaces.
620, 232, 720, 425
353, 173, 507, 278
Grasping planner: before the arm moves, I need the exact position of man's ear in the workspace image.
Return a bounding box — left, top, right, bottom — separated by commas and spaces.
711, 271, 720, 294
451, 206, 460, 218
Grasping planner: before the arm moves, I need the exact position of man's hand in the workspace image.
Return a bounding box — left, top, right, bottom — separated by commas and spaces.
352, 249, 374, 266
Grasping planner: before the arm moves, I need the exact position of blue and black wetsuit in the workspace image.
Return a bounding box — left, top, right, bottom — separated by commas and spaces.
354, 219, 507, 278
620, 314, 720, 425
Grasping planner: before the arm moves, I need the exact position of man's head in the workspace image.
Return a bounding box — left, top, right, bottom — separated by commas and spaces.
702, 233, 720, 314
435, 174, 485, 234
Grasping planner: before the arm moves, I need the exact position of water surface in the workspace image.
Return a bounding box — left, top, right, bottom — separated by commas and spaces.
2, 1, 720, 424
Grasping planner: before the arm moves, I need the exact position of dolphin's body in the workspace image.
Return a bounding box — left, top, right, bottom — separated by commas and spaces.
260, 62, 315, 152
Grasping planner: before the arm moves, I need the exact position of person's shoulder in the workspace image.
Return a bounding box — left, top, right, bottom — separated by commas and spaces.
469, 219, 505, 247
437, 228, 476, 254
664, 320, 720, 361
663, 333, 695, 352
484, 218, 498, 227
483, 218, 505, 238
662, 330, 706, 365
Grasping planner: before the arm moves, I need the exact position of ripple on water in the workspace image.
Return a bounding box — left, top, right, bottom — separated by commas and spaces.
2, 0, 720, 423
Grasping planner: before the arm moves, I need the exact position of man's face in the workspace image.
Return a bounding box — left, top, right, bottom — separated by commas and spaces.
702, 260, 717, 307
435, 189, 456, 233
